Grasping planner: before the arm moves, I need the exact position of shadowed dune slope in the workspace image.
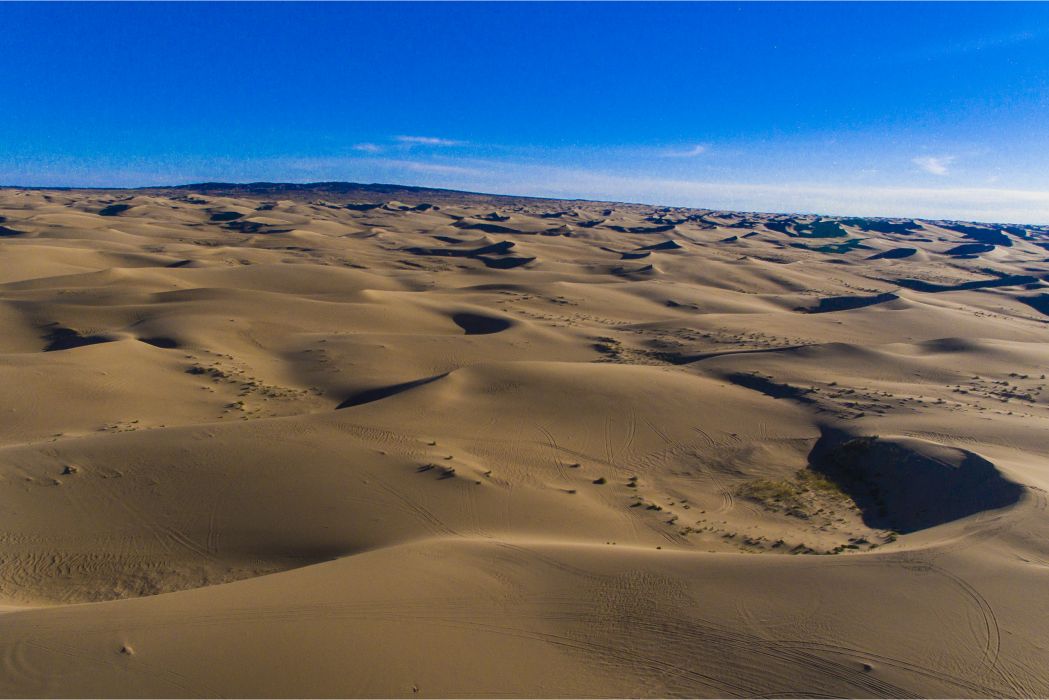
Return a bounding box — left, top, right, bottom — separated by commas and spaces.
809, 431, 1024, 532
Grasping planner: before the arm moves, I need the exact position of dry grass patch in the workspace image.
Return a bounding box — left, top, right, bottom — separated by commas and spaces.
738, 469, 849, 518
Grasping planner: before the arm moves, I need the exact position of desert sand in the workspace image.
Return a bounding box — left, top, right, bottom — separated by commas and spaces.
0, 182, 1048, 697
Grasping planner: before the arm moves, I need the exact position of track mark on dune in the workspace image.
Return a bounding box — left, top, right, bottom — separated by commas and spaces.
704, 465, 736, 515
811, 556, 1011, 695
837, 555, 1005, 689
691, 425, 717, 449
444, 619, 748, 697
559, 595, 918, 698
206, 497, 221, 556
494, 542, 607, 580
503, 481, 515, 533
27, 636, 221, 699
734, 599, 930, 695
622, 406, 638, 459
925, 563, 1002, 676
641, 415, 672, 447
604, 415, 615, 467
165, 590, 744, 696
157, 523, 212, 561
0, 637, 50, 692
536, 425, 569, 483
638, 416, 676, 473
205, 472, 239, 556
778, 640, 1000, 697
372, 480, 458, 537
94, 485, 212, 561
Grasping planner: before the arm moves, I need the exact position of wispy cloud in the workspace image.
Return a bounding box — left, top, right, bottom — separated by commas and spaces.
398, 160, 481, 176
353, 143, 383, 153
913, 155, 955, 176
663, 144, 708, 158
266, 155, 484, 178
395, 135, 462, 146
889, 28, 1046, 66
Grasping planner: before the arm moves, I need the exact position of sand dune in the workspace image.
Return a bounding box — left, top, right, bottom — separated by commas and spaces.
1, 184, 1048, 697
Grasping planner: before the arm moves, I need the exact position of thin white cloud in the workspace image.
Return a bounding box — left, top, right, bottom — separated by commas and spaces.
399, 161, 481, 176
664, 144, 708, 158
395, 136, 462, 146
913, 155, 955, 176
353, 143, 383, 153
888, 28, 1045, 66
273, 156, 484, 178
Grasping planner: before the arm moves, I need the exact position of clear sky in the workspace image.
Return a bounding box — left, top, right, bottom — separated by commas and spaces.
2, 2, 1048, 223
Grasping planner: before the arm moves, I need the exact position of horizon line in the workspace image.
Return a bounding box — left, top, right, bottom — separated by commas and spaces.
1, 179, 1045, 229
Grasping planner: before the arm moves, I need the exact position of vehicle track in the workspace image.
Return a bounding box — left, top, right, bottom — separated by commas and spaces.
536, 425, 569, 484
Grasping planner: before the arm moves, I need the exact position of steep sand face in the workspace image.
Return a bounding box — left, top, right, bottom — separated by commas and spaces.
1, 185, 1048, 697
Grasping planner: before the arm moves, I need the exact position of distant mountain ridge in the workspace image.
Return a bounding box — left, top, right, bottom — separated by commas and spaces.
162, 181, 576, 207
3, 180, 1045, 228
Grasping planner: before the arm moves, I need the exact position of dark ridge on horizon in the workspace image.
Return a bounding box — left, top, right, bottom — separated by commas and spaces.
1, 180, 1046, 229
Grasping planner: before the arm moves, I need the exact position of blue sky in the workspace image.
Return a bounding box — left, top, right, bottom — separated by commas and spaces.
2, 2, 1048, 223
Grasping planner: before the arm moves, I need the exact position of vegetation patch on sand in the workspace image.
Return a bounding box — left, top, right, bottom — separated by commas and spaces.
737, 468, 849, 519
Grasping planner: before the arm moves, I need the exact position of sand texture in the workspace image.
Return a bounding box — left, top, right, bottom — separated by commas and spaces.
1, 183, 1048, 697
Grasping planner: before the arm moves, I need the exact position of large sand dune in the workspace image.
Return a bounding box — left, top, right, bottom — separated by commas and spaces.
1, 183, 1048, 697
